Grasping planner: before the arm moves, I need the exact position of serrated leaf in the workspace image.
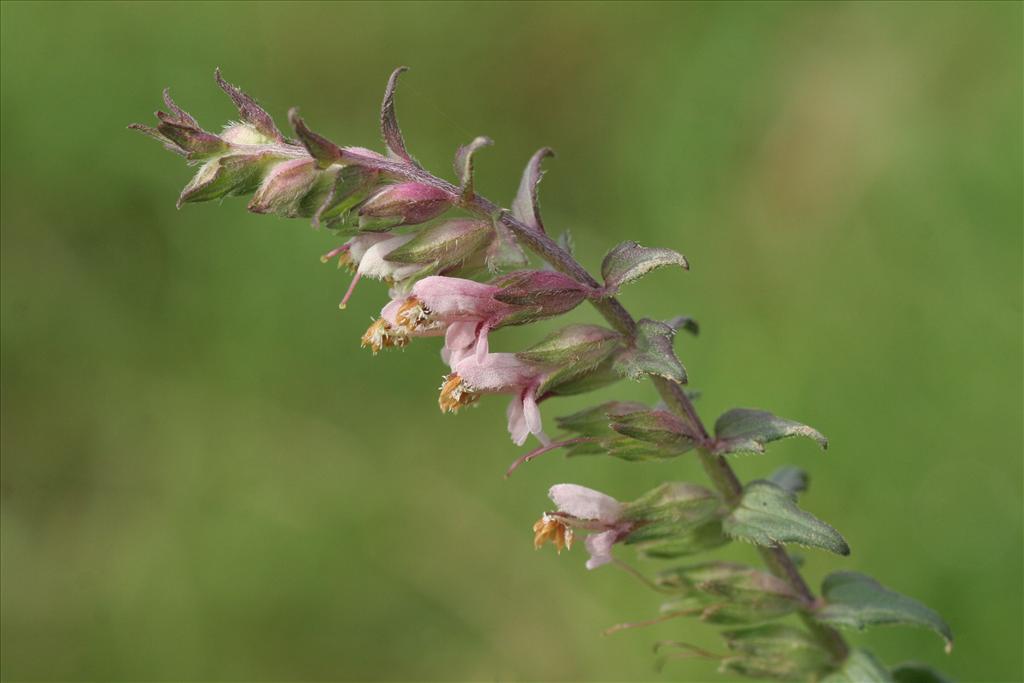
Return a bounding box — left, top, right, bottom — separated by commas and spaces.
511, 147, 553, 233
714, 408, 828, 455
601, 240, 688, 290
453, 136, 493, 199
724, 481, 849, 556
891, 663, 955, 683
215, 68, 283, 142
822, 649, 894, 683
817, 571, 953, 653
380, 66, 417, 165
613, 318, 687, 384
768, 466, 809, 496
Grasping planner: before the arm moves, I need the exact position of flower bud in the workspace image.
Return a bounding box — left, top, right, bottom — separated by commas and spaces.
492, 270, 593, 325
515, 325, 623, 397
177, 152, 278, 207
384, 219, 494, 272
358, 182, 452, 230
248, 158, 327, 217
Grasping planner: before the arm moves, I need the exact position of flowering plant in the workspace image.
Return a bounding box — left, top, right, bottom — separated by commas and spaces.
133, 68, 954, 682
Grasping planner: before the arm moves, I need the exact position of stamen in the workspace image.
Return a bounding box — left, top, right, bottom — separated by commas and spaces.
438, 374, 479, 413
395, 296, 431, 332
361, 319, 408, 355
532, 514, 574, 553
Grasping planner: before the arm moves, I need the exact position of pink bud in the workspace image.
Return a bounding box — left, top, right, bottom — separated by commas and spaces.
248, 158, 320, 215
358, 182, 452, 229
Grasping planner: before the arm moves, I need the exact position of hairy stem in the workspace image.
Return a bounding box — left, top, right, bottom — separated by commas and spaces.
379, 166, 849, 662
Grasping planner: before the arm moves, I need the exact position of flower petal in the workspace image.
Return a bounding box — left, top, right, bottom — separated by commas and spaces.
584, 530, 618, 570
548, 484, 623, 523
453, 353, 540, 393
507, 397, 530, 446
444, 322, 479, 367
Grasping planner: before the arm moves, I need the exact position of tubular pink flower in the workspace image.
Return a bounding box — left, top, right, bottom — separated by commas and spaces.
377, 276, 517, 363
439, 352, 548, 446
538, 484, 634, 570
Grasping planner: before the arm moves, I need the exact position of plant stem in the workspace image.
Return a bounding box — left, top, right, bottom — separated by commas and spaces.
379, 166, 850, 662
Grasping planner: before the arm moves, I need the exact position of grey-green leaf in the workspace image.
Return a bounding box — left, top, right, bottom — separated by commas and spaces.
714, 408, 828, 455
822, 649, 894, 683
724, 480, 850, 556
768, 466, 809, 496
601, 240, 688, 290
817, 571, 953, 653
612, 318, 687, 384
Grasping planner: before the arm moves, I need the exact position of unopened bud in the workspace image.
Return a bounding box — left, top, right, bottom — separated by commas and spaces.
248, 158, 325, 217
358, 182, 452, 230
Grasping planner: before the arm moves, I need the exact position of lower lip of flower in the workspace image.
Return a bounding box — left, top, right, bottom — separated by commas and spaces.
438, 373, 479, 412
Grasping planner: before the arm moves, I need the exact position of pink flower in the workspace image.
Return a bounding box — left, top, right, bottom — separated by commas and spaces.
382, 276, 516, 363
534, 484, 634, 570
438, 352, 548, 446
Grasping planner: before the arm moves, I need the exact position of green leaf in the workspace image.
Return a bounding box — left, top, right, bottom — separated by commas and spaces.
822, 649, 894, 683
613, 318, 687, 383
891, 662, 956, 683
817, 571, 953, 653
601, 240, 688, 290
768, 466, 809, 496
724, 481, 850, 556
714, 408, 827, 455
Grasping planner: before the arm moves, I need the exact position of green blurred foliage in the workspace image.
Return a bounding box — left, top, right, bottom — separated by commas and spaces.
1, 1, 1020, 681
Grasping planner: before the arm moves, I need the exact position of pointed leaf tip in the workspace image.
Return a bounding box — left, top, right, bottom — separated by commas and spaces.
714, 408, 828, 455
601, 241, 688, 291
817, 571, 953, 653
381, 66, 416, 165
511, 147, 555, 233
454, 136, 493, 199
288, 108, 344, 168
724, 480, 849, 556
214, 68, 283, 142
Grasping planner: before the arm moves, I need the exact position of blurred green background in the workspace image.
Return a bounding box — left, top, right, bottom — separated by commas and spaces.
2, 1, 1021, 681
